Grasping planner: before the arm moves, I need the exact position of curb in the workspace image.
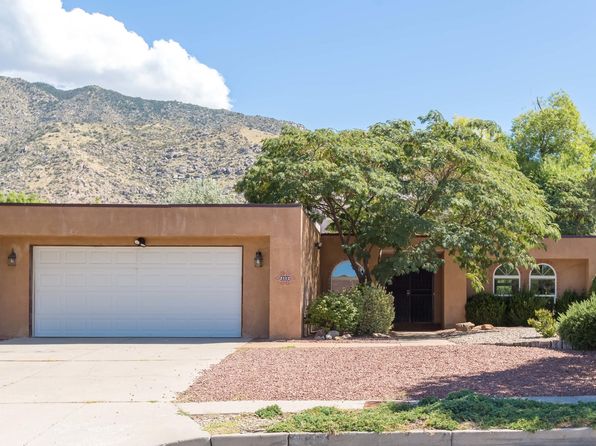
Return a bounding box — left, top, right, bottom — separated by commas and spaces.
166, 427, 596, 446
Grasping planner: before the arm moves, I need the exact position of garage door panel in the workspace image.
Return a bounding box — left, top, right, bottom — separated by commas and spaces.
34, 247, 242, 337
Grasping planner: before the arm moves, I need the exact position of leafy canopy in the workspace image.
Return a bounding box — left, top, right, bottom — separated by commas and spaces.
0, 191, 44, 203
237, 113, 558, 289
165, 178, 241, 204
510, 91, 596, 234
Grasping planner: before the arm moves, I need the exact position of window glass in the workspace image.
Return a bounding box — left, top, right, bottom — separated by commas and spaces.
493, 264, 520, 296
529, 264, 556, 300
330, 260, 359, 291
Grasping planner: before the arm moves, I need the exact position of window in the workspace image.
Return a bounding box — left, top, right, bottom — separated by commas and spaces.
529, 263, 557, 301
493, 264, 520, 296
330, 260, 360, 291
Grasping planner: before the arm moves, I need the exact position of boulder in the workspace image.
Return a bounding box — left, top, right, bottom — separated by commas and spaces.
325, 334, 333, 340
327, 330, 340, 339
455, 322, 475, 332
480, 324, 495, 330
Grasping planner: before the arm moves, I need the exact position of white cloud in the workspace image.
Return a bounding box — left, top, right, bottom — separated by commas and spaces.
0, 0, 231, 109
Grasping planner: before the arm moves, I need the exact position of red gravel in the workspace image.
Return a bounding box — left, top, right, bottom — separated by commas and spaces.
179, 345, 596, 401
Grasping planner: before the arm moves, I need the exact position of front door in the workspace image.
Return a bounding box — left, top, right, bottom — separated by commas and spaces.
388, 270, 434, 324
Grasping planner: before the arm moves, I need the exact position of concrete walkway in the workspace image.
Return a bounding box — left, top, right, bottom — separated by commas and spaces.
0, 337, 245, 445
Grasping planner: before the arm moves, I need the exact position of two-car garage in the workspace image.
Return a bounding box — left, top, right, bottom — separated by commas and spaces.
33, 246, 243, 337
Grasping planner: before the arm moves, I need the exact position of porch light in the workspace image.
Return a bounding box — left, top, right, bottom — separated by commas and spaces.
7, 249, 16, 266
254, 250, 264, 268
134, 237, 146, 247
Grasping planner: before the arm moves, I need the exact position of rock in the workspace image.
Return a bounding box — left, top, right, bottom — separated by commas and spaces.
480, 324, 495, 330
313, 329, 326, 338
455, 322, 475, 332
327, 330, 340, 338
314, 335, 325, 340
372, 333, 391, 338
342, 333, 352, 339
325, 334, 333, 340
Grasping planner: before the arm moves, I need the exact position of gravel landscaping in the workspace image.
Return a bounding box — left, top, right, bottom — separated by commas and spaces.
441, 327, 559, 345
179, 345, 596, 402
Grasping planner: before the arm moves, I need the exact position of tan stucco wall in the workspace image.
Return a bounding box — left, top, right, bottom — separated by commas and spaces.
319, 234, 596, 329
0, 204, 320, 339
476, 238, 596, 298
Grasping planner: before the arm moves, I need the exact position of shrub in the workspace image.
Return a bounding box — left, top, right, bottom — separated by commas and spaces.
352, 285, 395, 335
465, 292, 507, 326
555, 289, 588, 316
305, 291, 358, 333
255, 404, 282, 419
591, 276, 596, 295
527, 309, 557, 337
506, 290, 551, 326
557, 293, 596, 350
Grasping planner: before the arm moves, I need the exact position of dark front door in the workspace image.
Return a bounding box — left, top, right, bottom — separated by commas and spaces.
388, 270, 434, 324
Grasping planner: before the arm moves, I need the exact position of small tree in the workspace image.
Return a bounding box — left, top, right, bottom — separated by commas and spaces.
238, 114, 558, 289
166, 178, 241, 204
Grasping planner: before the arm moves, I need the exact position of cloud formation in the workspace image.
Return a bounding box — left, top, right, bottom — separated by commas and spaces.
0, 0, 231, 109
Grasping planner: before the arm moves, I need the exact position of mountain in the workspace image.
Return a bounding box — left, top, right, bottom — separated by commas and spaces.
0, 76, 298, 203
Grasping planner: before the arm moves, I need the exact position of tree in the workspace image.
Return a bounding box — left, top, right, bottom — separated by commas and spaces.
237, 114, 559, 289
165, 178, 242, 204
0, 191, 43, 203
510, 91, 596, 235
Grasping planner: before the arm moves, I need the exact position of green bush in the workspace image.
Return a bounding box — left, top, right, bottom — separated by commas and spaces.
255, 404, 282, 419
465, 292, 507, 326
506, 290, 551, 326
591, 276, 596, 295
558, 293, 596, 350
555, 289, 588, 316
351, 285, 395, 335
527, 309, 557, 337
305, 291, 358, 333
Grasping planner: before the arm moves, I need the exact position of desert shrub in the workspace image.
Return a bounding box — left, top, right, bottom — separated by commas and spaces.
527, 309, 557, 337
255, 404, 282, 419
555, 289, 588, 316
305, 291, 358, 333
591, 276, 596, 295
557, 293, 596, 350
465, 292, 507, 326
165, 178, 241, 204
351, 285, 395, 335
506, 290, 551, 326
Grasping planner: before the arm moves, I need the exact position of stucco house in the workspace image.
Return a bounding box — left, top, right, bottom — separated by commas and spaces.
0, 204, 594, 339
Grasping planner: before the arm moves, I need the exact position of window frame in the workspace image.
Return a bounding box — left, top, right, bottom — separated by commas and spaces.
492, 264, 521, 296
528, 263, 557, 302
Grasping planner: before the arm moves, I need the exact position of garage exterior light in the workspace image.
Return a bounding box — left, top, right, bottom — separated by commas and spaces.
254, 250, 264, 268
7, 249, 16, 266
134, 237, 146, 247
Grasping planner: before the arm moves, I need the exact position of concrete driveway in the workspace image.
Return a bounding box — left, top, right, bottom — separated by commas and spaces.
0, 337, 245, 445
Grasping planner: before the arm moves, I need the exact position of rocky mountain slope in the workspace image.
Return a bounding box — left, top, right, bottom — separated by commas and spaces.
0, 76, 296, 203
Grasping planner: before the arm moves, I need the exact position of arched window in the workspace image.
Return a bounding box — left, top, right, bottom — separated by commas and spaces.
493, 264, 520, 296
330, 260, 360, 291
529, 263, 557, 301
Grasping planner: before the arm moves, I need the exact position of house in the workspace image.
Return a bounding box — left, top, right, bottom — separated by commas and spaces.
0, 204, 594, 339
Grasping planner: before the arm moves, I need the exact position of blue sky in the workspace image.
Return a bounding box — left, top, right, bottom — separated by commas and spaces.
59, 1, 596, 131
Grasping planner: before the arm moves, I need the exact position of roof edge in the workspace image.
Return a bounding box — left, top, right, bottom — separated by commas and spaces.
0, 203, 302, 209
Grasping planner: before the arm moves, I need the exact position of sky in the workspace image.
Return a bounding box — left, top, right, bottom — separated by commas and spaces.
2, 0, 596, 132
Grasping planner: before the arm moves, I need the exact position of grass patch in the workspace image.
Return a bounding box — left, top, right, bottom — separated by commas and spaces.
255, 404, 283, 419
267, 391, 596, 433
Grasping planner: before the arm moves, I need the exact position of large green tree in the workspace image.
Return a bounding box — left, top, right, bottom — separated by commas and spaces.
510, 91, 596, 235
237, 113, 558, 289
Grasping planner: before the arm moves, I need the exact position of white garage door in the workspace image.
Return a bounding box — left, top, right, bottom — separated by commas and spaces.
33, 246, 242, 337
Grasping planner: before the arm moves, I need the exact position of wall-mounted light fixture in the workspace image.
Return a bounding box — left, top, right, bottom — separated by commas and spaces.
7, 249, 16, 266
134, 237, 147, 247
254, 250, 264, 268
